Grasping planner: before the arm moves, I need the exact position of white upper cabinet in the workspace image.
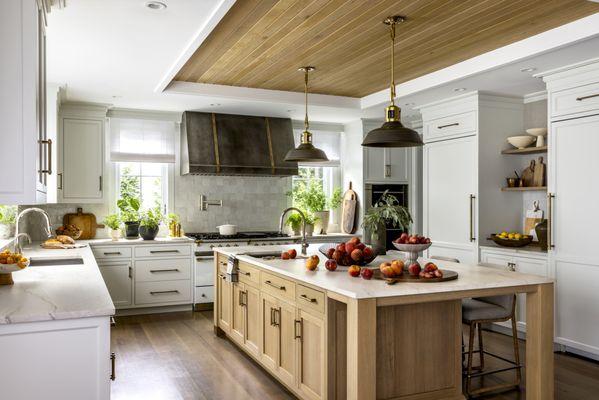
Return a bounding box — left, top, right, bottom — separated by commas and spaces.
363, 120, 415, 183
0, 0, 49, 204
58, 104, 108, 203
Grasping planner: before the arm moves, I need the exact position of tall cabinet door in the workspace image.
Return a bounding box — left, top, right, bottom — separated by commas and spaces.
244, 285, 260, 357
550, 114, 599, 354
261, 293, 279, 371
298, 309, 325, 400
216, 274, 232, 334
423, 136, 477, 263
230, 283, 245, 345
60, 118, 104, 202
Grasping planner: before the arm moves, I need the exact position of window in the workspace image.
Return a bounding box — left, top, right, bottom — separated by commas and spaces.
117, 162, 169, 213
291, 166, 339, 209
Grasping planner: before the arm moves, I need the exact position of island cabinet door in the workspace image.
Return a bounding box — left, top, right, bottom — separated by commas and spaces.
297, 309, 326, 400
230, 282, 245, 345
277, 301, 298, 387
244, 285, 261, 357
216, 273, 232, 334
261, 293, 279, 371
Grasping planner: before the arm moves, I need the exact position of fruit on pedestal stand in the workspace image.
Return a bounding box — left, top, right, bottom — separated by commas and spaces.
408, 262, 421, 276
288, 249, 297, 259
394, 233, 431, 245
361, 268, 374, 280
281, 251, 290, 260
348, 265, 361, 277
305, 255, 319, 271
325, 259, 337, 271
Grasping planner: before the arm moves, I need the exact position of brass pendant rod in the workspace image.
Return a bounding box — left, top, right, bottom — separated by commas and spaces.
304, 68, 309, 132
390, 21, 396, 105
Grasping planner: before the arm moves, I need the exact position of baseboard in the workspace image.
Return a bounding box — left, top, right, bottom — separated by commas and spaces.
116, 304, 193, 316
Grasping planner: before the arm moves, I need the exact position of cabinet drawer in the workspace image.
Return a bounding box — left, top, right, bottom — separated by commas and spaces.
261, 272, 295, 302
296, 284, 325, 314
423, 111, 477, 142
135, 280, 191, 305
194, 286, 214, 304
92, 246, 132, 260
551, 81, 599, 119
238, 261, 260, 287
217, 253, 229, 274
135, 258, 191, 282
134, 244, 191, 258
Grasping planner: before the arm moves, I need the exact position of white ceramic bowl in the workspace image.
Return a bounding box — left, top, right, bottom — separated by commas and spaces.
392, 242, 432, 253
507, 135, 536, 149
217, 224, 238, 236
526, 127, 548, 137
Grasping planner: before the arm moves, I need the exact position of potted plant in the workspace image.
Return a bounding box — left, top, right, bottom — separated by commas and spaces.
0, 205, 17, 239
303, 214, 319, 237
117, 198, 141, 238
139, 208, 163, 241
103, 214, 122, 241
166, 213, 180, 237
285, 213, 303, 236
322, 187, 343, 234
362, 191, 412, 255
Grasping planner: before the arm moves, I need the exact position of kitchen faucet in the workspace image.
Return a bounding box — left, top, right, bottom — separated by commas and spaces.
16, 207, 52, 239
200, 195, 223, 211
14, 233, 31, 254
278, 207, 308, 255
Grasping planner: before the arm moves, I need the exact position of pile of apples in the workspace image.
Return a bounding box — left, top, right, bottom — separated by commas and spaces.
280, 249, 297, 259
394, 232, 431, 245
378, 259, 443, 279
324, 237, 375, 266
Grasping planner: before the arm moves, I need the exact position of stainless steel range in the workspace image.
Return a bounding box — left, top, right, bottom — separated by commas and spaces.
187, 231, 297, 310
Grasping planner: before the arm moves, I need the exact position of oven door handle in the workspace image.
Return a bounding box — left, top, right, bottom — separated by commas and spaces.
196, 256, 215, 260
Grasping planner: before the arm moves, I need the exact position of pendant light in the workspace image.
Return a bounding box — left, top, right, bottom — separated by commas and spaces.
362, 16, 423, 148
284, 66, 329, 163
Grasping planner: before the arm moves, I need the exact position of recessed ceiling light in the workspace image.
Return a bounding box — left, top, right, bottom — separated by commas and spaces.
112, 95, 122, 99
209, 103, 221, 107
404, 102, 415, 107
453, 87, 467, 92
145, 1, 167, 10
520, 67, 537, 73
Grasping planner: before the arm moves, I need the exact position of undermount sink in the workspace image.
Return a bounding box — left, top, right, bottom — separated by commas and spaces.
244, 251, 283, 260
29, 257, 84, 267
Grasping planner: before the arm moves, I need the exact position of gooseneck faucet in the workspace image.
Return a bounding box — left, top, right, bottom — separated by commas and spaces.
16, 207, 52, 239
278, 207, 308, 255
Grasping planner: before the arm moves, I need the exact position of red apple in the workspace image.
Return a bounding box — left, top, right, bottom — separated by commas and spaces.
345, 242, 356, 254
424, 262, 438, 273
281, 251, 290, 260
325, 259, 337, 271
424, 238, 431, 244
350, 249, 363, 262
434, 269, 444, 278
333, 250, 343, 263
361, 268, 374, 280
342, 254, 353, 266
362, 247, 374, 260
349, 237, 360, 245
408, 262, 421, 276
408, 236, 418, 244
327, 248, 335, 259
348, 265, 361, 277
336, 243, 346, 253
356, 242, 366, 250
391, 260, 404, 275
288, 249, 297, 259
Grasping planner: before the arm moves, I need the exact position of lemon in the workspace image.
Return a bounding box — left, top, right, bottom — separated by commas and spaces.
508, 233, 515, 240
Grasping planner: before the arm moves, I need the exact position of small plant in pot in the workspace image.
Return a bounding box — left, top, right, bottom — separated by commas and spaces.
117, 198, 141, 238
286, 213, 303, 236
139, 208, 163, 241
103, 214, 122, 241
303, 214, 319, 237
362, 191, 412, 255
0, 205, 17, 239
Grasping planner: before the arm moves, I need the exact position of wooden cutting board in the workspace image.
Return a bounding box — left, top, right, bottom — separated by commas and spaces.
533, 156, 546, 187
341, 182, 357, 234
524, 201, 544, 237
521, 159, 536, 187
63, 208, 105, 240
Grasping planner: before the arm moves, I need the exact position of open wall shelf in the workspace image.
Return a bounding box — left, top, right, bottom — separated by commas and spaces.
501, 186, 547, 192
501, 146, 547, 155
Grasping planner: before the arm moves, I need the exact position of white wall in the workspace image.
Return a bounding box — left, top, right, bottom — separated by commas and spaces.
341, 120, 365, 233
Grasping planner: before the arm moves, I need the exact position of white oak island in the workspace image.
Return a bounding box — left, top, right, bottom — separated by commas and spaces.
213, 245, 554, 400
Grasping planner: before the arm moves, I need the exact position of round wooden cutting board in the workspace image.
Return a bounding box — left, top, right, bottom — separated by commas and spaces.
373, 269, 458, 284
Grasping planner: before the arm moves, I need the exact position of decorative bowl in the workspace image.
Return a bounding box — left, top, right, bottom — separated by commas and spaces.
0, 252, 30, 285
392, 242, 432, 265
55, 225, 83, 240
526, 128, 548, 137
507, 135, 536, 149
491, 234, 533, 248
318, 243, 379, 266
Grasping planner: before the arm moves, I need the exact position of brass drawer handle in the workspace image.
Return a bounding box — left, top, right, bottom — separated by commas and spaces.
265, 280, 285, 291
469, 194, 476, 242
150, 290, 179, 295
103, 252, 122, 256
273, 308, 280, 327
299, 294, 317, 303
294, 319, 302, 339
270, 307, 275, 326
576, 93, 599, 101
38, 139, 52, 174
150, 250, 180, 254
437, 122, 459, 129
239, 271, 251, 276
150, 268, 180, 273
548, 193, 555, 249
110, 353, 116, 381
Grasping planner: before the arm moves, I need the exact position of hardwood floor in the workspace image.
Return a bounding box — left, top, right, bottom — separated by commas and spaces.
111, 311, 599, 400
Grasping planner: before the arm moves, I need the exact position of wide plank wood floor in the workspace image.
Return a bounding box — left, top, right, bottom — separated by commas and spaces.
111, 311, 599, 400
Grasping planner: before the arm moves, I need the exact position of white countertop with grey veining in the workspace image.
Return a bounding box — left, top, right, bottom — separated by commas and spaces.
0, 243, 115, 325
216, 245, 554, 300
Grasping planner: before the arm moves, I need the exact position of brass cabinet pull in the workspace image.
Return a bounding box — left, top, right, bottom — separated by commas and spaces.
469, 194, 476, 242
576, 93, 599, 101
437, 122, 459, 129
38, 139, 52, 174
58, 173, 63, 190
384, 164, 391, 178
270, 307, 275, 326
150, 250, 180, 254
548, 193, 555, 249
507, 262, 516, 272
110, 353, 116, 381
238, 290, 244, 306
239, 270, 251, 276
299, 294, 317, 303
103, 252, 122, 256
294, 319, 302, 339
99, 176, 102, 191
150, 290, 179, 295
128, 266, 132, 279
150, 268, 180, 273
265, 280, 285, 291
273, 308, 280, 327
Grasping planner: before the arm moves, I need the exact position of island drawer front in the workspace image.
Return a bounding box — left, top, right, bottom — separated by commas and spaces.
296, 284, 325, 314
238, 261, 260, 287
261, 272, 295, 302
217, 253, 228, 273
135, 259, 192, 283
92, 246, 132, 259
423, 111, 477, 142
135, 280, 192, 305
134, 245, 191, 258
551, 81, 599, 119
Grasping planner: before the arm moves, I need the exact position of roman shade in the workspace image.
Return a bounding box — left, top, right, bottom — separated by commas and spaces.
110, 118, 176, 163
294, 129, 341, 167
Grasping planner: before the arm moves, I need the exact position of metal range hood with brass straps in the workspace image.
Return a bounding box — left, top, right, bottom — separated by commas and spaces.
180, 111, 299, 176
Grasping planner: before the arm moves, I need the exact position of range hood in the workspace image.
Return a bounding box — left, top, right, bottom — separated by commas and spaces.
181, 111, 299, 176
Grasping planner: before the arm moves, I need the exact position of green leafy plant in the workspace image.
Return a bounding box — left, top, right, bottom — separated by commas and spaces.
103, 214, 121, 231
166, 213, 180, 225
117, 198, 141, 223
285, 213, 303, 232
362, 191, 412, 239
140, 208, 163, 229
328, 187, 343, 210
0, 205, 17, 225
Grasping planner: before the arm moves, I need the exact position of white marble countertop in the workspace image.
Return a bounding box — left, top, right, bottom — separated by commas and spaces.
85, 237, 194, 247
0, 243, 115, 325
0, 238, 15, 251
216, 245, 554, 300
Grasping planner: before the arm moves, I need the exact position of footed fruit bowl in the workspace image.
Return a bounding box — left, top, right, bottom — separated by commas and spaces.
392, 234, 433, 265
0, 250, 30, 285
318, 240, 379, 267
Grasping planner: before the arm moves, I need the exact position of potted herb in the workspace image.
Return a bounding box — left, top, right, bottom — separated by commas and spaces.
117, 198, 141, 238
166, 213, 181, 237
303, 214, 319, 237
362, 191, 412, 255
285, 213, 303, 236
139, 208, 163, 241
0, 205, 17, 239
103, 214, 122, 241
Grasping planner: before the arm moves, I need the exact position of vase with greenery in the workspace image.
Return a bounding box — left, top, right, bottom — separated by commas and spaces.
103, 214, 122, 241
0, 205, 17, 239
139, 208, 163, 240
362, 191, 412, 255
118, 197, 141, 238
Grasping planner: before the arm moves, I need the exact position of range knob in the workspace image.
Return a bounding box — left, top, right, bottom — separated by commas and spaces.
226, 244, 231, 247
234, 244, 238, 247
210, 245, 214, 249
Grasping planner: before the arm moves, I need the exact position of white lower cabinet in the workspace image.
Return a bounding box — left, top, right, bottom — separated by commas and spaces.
98, 261, 133, 308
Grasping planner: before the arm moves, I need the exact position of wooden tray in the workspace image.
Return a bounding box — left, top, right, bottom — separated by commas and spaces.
63, 208, 104, 240
373, 269, 458, 284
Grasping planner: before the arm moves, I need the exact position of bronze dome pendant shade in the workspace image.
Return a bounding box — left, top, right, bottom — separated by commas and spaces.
362, 16, 423, 148
284, 66, 329, 163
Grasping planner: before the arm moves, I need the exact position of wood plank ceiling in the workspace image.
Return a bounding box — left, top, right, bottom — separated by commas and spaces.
174, 0, 599, 98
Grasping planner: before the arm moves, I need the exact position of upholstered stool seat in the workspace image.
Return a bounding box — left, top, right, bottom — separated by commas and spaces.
462, 297, 512, 322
